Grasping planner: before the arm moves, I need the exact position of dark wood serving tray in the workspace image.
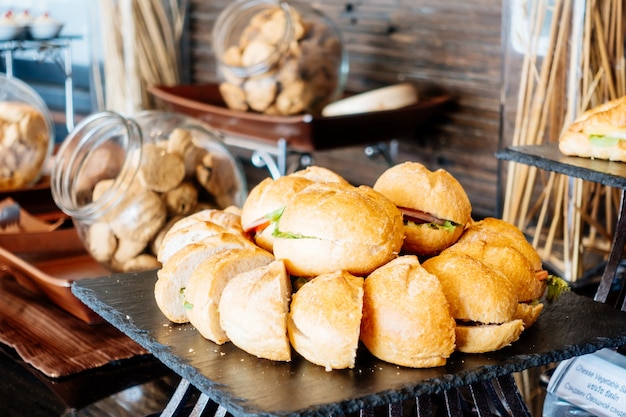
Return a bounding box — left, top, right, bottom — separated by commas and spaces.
149, 83, 451, 152
73, 270, 626, 417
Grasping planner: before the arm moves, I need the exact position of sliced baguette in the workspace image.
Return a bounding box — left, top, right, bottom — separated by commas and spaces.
185, 247, 275, 344
219, 260, 292, 361
287, 270, 364, 371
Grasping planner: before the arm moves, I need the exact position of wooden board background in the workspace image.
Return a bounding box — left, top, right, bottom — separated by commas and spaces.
185, 0, 503, 218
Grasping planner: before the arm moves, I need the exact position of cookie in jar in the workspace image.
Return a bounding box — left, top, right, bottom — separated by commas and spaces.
51, 110, 247, 273
213, 0, 348, 116
0, 74, 54, 190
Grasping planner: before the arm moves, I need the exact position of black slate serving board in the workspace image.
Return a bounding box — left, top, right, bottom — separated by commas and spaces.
73, 270, 626, 417
495, 143, 626, 189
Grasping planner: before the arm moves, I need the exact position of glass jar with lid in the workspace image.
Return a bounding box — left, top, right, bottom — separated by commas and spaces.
51, 110, 247, 273
0, 73, 54, 190
212, 0, 348, 116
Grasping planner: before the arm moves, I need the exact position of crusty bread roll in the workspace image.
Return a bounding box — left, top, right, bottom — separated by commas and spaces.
360, 256, 456, 368
455, 320, 525, 354
443, 238, 545, 303
373, 161, 472, 256
422, 252, 524, 353
219, 260, 292, 361
459, 217, 543, 271
166, 208, 244, 237
289, 165, 350, 185
185, 247, 275, 344
157, 219, 231, 264
559, 95, 626, 162
272, 182, 404, 277
154, 232, 258, 323
240, 175, 314, 252
287, 270, 364, 371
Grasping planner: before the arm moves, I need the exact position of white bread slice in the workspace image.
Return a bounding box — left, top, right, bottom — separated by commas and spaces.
360, 256, 456, 368
219, 260, 292, 361
287, 270, 364, 371
154, 233, 257, 323
185, 247, 274, 344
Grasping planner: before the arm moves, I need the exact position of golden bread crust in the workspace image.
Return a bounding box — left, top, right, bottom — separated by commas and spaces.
373, 161, 471, 255
559, 95, 626, 162
360, 256, 456, 368
273, 183, 404, 276
455, 320, 524, 353
185, 247, 274, 344
422, 253, 518, 324
219, 260, 292, 361
287, 270, 364, 371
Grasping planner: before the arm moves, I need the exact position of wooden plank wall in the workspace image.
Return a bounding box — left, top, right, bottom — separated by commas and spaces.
186, 0, 503, 218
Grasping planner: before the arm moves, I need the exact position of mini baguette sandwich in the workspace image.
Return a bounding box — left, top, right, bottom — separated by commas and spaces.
240, 175, 314, 252
272, 182, 405, 277
360, 256, 456, 368
559, 95, 626, 162
241, 167, 349, 252
154, 232, 258, 323
287, 270, 364, 371
185, 247, 275, 344
219, 260, 292, 361
373, 161, 472, 256
422, 252, 524, 353
450, 217, 550, 328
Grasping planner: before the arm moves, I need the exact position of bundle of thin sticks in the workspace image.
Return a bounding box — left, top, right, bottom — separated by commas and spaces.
501, 0, 625, 282
98, 0, 185, 113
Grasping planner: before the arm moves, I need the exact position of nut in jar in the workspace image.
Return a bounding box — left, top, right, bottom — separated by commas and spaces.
51, 111, 247, 273
213, 0, 348, 116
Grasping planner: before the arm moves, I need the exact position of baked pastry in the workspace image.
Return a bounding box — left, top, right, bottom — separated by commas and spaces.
422, 252, 524, 353
219, 259, 292, 361
360, 255, 456, 368
184, 247, 275, 344
287, 270, 364, 371
272, 182, 404, 277
559, 95, 626, 161
373, 161, 472, 256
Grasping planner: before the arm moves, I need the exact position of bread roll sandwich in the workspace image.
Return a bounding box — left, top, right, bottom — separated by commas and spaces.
559, 95, 626, 162
240, 175, 314, 252
422, 252, 524, 353
287, 270, 364, 371
219, 260, 292, 361
272, 182, 404, 277
373, 161, 472, 256
185, 247, 275, 344
241, 167, 349, 252
154, 232, 258, 323
360, 256, 456, 368
450, 217, 549, 328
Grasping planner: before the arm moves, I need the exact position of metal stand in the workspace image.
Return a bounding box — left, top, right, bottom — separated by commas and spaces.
0, 36, 79, 132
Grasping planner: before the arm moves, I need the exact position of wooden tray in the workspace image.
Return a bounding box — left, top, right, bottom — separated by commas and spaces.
73, 270, 626, 417
149, 83, 452, 152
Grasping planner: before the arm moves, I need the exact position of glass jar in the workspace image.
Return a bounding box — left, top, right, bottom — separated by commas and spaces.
51, 110, 247, 273
0, 73, 54, 190
212, 0, 348, 116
